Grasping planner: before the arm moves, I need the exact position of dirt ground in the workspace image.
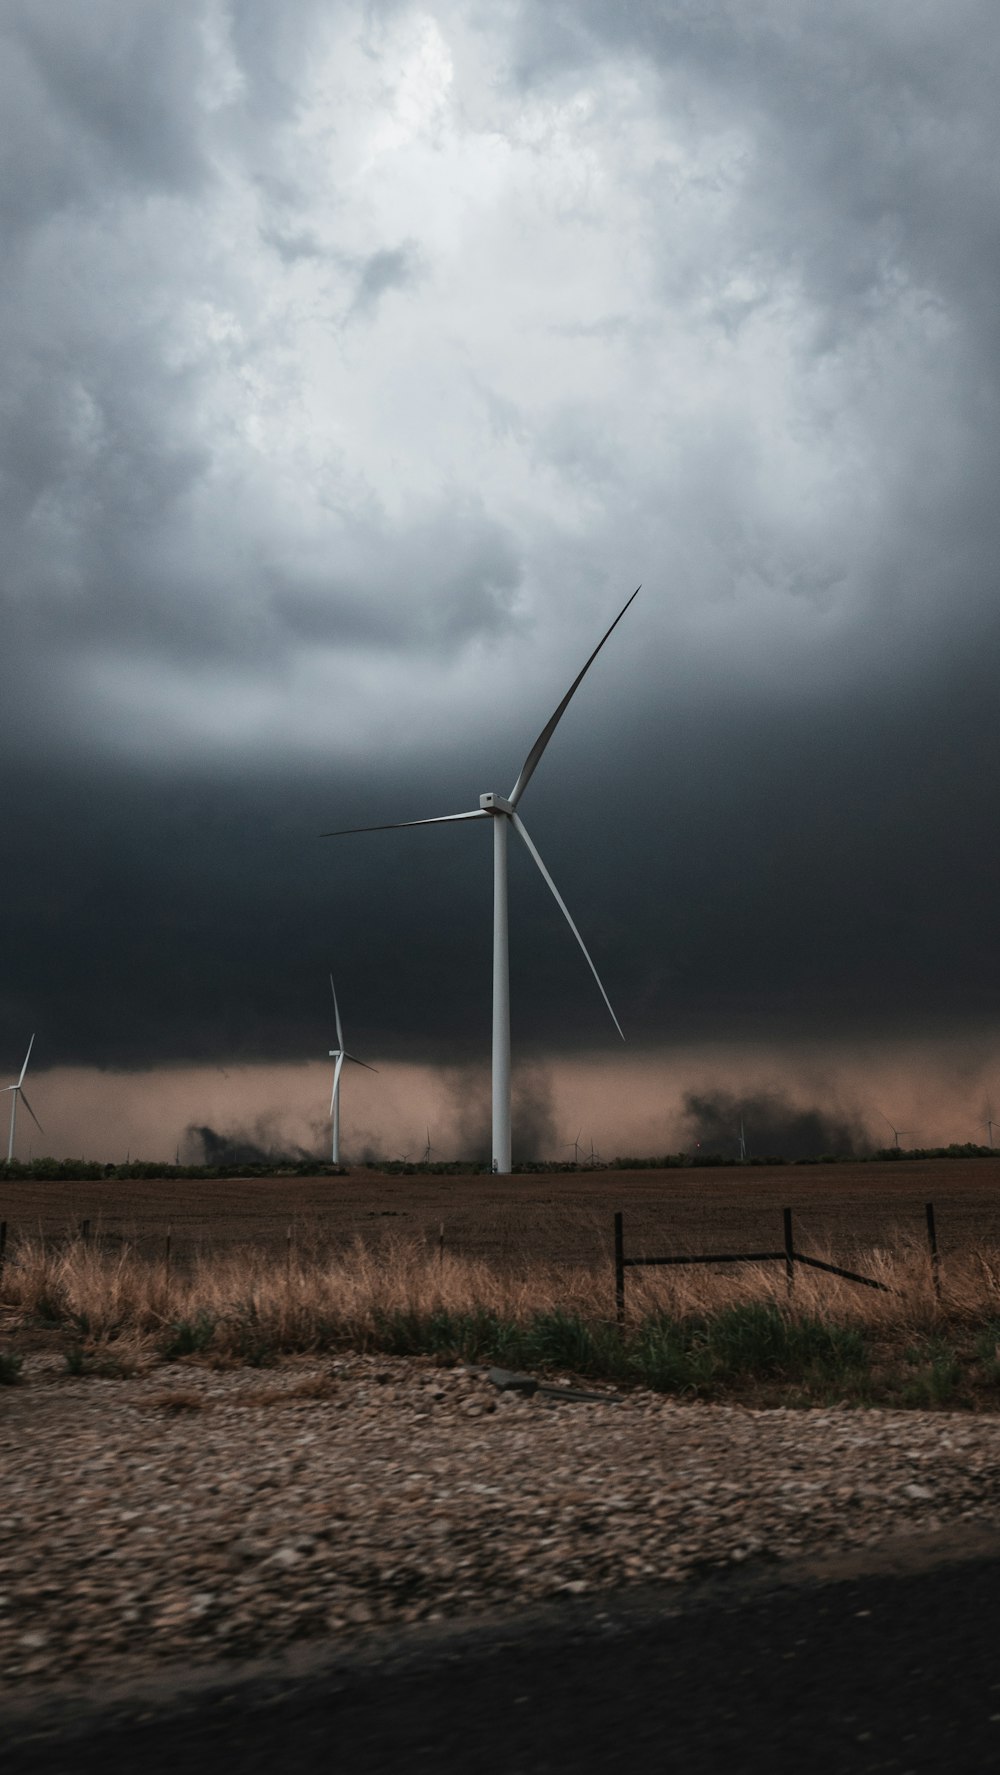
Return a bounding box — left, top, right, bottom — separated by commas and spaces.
1, 1157, 998, 1266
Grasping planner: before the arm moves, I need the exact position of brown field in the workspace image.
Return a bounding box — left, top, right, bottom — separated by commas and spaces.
2, 1157, 999, 1269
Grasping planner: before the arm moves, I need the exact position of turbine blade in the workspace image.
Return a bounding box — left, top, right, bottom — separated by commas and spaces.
508, 587, 640, 808
329, 974, 344, 1051
18, 1090, 43, 1134
18, 1034, 35, 1087
330, 1051, 345, 1113
511, 811, 624, 1041
322, 811, 488, 837
344, 1053, 379, 1074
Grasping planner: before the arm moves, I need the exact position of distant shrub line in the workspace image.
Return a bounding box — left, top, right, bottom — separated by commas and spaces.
1, 1144, 997, 1182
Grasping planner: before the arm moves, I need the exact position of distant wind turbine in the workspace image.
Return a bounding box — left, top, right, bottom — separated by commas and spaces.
879, 1112, 909, 1151
324, 588, 639, 1174
328, 976, 377, 1165
984, 1102, 996, 1149
739, 1118, 748, 1163
566, 1129, 584, 1164
422, 1128, 434, 1163
5, 1035, 42, 1162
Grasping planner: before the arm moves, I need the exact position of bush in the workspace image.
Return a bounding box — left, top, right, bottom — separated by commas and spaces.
161, 1313, 218, 1360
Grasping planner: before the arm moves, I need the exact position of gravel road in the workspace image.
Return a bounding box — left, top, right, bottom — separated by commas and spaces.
2, 1351, 1000, 1701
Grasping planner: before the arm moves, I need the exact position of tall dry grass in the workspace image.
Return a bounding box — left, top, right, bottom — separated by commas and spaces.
2, 1225, 999, 1353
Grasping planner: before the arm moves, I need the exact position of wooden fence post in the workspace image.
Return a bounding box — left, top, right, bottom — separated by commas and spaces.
80, 1218, 91, 1243
925, 1202, 941, 1301
783, 1208, 795, 1297
614, 1211, 625, 1326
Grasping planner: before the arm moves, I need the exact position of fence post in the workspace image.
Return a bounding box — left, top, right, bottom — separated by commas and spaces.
438, 1222, 445, 1267
783, 1208, 795, 1296
614, 1211, 625, 1326
164, 1228, 172, 1295
80, 1218, 91, 1243
925, 1202, 941, 1301
0, 1220, 6, 1278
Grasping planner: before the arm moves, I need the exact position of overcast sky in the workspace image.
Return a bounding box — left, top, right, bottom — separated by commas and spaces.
3, 1, 1000, 1156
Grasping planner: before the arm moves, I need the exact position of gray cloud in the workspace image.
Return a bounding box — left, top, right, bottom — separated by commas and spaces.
1, 0, 999, 1139
347, 243, 424, 321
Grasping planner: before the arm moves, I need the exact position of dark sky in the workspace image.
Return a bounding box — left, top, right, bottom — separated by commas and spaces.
3, 1, 1000, 1095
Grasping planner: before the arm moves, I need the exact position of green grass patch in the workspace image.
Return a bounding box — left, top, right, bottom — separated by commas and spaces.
367, 1303, 869, 1401
160, 1312, 218, 1360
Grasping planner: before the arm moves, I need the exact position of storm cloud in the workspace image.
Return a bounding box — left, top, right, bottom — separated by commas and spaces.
681, 1088, 870, 1163
3, 2, 1000, 1152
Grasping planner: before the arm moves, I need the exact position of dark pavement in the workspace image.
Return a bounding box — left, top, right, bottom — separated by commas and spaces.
5, 1548, 1000, 1773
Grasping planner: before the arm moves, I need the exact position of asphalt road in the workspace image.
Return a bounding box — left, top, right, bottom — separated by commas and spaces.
6, 1549, 1000, 1774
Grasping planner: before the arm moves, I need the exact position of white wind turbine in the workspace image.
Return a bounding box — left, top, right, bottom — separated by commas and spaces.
6, 1035, 43, 1163
325, 588, 639, 1174
328, 976, 377, 1165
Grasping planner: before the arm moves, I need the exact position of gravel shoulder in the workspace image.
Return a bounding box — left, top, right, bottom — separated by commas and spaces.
2, 1351, 1000, 1702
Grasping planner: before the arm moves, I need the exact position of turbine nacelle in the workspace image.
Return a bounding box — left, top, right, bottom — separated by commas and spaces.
479, 792, 514, 815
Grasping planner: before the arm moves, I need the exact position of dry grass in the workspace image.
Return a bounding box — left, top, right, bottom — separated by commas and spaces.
0, 1225, 995, 1338
2, 1228, 1000, 1406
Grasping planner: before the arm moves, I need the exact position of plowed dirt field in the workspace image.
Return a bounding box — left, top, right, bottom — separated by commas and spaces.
2, 1158, 998, 1266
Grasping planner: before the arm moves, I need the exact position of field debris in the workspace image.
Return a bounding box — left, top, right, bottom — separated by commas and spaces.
486, 1366, 620, 1404
2, 1350, 1000, 1692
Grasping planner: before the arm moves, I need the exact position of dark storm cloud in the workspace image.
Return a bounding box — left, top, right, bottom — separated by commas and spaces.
187, 1120, 320, 1166
681, 1088, 870, 1162
2, 1, 1000, 1087
447, 1063, 557, 1164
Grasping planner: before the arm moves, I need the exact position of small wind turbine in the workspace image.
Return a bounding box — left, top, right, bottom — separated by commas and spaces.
879, 1112, 909, 1151
422, 1128, 434, 1163
5, 1035, 42, 1162
738, 1118, 748, 1162
983, 1101, 996, 1149
565, 1129, 583, 1164
328, 975, 377, 1165
324, 588, 639, 1174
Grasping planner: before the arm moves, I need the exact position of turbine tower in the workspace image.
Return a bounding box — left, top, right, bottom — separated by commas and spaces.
328, 976, 376, 1165
5, 1035, 42, 1163
879, 1111, 909, 1151
325, 588, 639, 1174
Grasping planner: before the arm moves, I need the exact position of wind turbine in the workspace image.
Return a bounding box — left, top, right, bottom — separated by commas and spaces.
879, 1111, 909, 1151
421, 1128, 434, 1163
566, 1129, 584, 1164
324, 588, 639, 1174
738, 1118, 748, 1163
6, 1035, 42, 1163
328, 976, 377, 1165
983, 1102, 996, 1149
